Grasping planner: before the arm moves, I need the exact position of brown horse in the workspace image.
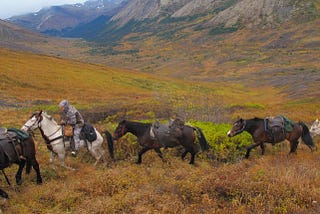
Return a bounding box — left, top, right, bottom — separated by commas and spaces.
109, 120, 210, 164
227, 117, 315, 158
0, 128, 42, 198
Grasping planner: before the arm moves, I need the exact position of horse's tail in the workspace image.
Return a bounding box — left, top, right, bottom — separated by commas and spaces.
194, 127, 210, 151
26, 159, 32, 174
299, 121, 316, 151
105, 130, 114, 160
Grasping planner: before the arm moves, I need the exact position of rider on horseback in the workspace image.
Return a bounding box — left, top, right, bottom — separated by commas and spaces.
59, 100, 84, 156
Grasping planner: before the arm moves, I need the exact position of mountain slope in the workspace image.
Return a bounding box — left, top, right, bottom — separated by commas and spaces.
110, 0, 193, 26
206, 0, 319, 28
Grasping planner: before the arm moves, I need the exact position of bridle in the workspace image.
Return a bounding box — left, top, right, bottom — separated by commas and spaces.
232, 120, 246, 136
114, 124, 126, 139
22, 113, 42, 130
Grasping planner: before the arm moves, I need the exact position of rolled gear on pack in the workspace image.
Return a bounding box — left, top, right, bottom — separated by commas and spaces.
81, 123, 97, 143
150, 118, 185, 147
265, 115, 294, 144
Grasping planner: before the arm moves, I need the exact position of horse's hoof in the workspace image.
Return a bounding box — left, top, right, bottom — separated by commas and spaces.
16, 179, 22, 186
37, 178, 43, 184
0, 190, 8, 199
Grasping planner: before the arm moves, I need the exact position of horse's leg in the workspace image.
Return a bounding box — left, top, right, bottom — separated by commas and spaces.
26, 159, 32, 174
260, 143, 266, 155
29, 157, 43, 184
52, 143, 75, 170
15, 160, 26, 185
50, 151, 56, 169
58, 154, 75, 170
90, 147, 102, 167
56, 150, 75, 170
245, 142, 261, 158
137, 147, 150, 164
181, 150, 188, 160
95, 133, 107, 165
98, 147, 107, 164
154, 148, 166, 162
189, 151, 196, 164
86, 142, 98, 166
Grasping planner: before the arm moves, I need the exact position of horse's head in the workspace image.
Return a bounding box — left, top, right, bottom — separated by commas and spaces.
21, 110, 43, 132
227, 118, 246, 137
113, 120, 127, 140
310, 119, 320, 137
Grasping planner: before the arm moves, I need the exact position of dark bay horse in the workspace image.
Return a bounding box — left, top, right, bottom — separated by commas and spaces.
109, 120, 210, 164
227, 117, 315, 158
0, 128, 42, 198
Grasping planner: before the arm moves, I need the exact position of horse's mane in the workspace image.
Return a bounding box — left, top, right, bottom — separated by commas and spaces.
252, 117, 263, 121
121, 120, 151, 129
42, 112, 58, 125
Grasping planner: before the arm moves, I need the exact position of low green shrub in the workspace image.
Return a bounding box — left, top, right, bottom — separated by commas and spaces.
187, 121, 252, 162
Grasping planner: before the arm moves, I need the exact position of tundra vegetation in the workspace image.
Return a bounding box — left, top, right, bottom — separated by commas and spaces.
0, 47, 319, 213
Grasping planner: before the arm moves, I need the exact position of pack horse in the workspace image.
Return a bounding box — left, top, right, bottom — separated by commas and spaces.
227, 116, 316, 158
0, 127, 42, 198
110, 119, 210, 164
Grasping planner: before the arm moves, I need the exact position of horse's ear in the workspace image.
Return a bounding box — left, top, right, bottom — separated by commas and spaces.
38, 110, 43, 116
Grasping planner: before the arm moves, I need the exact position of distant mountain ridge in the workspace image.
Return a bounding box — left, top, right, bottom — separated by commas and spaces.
7, 0, 124, 36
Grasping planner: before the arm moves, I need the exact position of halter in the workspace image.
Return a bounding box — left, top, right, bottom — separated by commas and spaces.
22, 113, 41, 130
114, 123, 126, 140
120, 125, 126, 137
233, 120, 246, 135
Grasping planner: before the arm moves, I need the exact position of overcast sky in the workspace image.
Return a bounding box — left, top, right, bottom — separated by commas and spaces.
0, 0, 87, 19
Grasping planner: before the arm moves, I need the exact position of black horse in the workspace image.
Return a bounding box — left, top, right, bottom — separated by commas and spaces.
227, 117, 315, 158
0, 128, 42, 198
108, 120, 210, 164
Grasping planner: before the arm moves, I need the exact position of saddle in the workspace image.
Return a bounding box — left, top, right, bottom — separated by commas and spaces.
0, 128, 26, 169
265, 115, 294, 144
150, 119, 185, 147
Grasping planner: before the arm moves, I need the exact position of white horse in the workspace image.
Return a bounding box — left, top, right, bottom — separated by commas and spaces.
21, 110, 108, 169
310, 119, 320, 137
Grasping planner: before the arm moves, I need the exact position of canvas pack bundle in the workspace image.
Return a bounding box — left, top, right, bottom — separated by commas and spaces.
64, 125, 73, 137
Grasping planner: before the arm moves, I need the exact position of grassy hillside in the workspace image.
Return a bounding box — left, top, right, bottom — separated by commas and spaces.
2, 47, 312, 126
0, 48, 319, 213
74, 17, 320, 119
